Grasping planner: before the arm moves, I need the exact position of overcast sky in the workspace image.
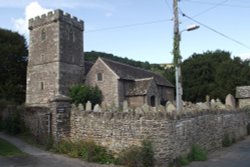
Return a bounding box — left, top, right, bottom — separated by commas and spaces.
1, 0, 250, 63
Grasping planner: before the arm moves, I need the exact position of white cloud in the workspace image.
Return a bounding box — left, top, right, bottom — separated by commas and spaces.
237, 52, 250, 60
105, 12, 113, 17
13, 1, 52, 37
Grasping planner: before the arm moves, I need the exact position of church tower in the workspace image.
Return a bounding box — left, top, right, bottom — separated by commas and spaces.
26, 9, 84, 106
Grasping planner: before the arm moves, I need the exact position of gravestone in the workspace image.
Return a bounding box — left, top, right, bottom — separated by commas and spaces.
93, 104, 101, 112
78, 104, 84, 111
166, 101, 176, 113
86, 101, 92, 111
225, 94, 236, 109
123, 100, 129, 112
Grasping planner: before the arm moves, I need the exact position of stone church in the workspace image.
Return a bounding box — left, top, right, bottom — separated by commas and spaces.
26, 9, 174, 108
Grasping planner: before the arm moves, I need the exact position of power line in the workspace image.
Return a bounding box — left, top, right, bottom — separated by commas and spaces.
86, 19, 171, 33
187, 0, 229, 18
180, 0, 229, 24
180, 11, 250, 50
182, 0, 250, 8
163, 0, 172, 12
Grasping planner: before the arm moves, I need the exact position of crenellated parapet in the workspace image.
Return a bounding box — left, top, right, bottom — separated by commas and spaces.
28, 9, 84, 31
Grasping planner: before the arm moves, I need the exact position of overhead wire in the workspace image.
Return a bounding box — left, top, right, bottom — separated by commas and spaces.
163, 0, 172, 12
86, 18, 171, 33
180, 10, 250, 50
185, 0, 229, 19
182, 0, 250, 8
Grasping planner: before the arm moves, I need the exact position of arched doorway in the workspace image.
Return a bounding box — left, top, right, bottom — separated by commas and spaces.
150, 96, 155, 107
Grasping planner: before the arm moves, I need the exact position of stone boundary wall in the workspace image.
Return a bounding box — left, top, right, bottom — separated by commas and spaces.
1, 103, 249, 165
70, 109, 249, 165
23, 107, 50, 142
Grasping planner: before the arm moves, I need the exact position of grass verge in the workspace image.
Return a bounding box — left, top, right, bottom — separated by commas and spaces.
0, 138, 25, 156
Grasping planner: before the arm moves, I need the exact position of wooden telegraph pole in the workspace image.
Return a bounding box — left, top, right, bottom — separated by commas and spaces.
173, 0, 183, 112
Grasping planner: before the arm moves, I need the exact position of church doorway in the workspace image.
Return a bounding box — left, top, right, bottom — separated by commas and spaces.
150, 96, 156, 107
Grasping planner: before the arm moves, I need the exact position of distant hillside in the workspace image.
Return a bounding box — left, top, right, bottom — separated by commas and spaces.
84, 51, 175, 84
85, 51, 151, 70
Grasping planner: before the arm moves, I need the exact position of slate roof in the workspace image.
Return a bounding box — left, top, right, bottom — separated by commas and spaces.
126, 78, 154, 96
84, 61, 94, 75
100, 58, 174, 87
236, 86, 250, 98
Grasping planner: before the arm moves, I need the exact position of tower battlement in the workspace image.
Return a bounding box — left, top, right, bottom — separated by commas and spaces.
29, 9, 84, 31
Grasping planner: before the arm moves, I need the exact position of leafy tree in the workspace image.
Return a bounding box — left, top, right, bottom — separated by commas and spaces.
182, 50, 250, 102
0, 28, 28, 103
69, 84, 102, 107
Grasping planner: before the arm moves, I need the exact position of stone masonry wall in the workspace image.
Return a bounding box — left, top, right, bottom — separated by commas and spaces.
85, 58, 120, 107
70, 109, 249, 165
23, 107, 50, 142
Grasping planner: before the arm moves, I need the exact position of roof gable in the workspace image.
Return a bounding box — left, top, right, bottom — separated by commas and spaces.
100, 58, 174, 87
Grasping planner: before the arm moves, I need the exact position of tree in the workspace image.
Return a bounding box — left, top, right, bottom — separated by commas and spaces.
182, 50, 250, 102
69, 84, 102, 107
0, 28, 28, 103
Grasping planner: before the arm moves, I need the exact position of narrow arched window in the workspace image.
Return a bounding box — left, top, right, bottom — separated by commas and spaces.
40, 82, 44, 90
41, 29, 46, 40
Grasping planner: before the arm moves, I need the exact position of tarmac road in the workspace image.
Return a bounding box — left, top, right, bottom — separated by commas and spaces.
187, 136, 250, 167
0, 132, 117, 167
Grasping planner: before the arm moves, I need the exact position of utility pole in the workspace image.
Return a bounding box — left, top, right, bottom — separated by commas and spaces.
173, 0, 183, 112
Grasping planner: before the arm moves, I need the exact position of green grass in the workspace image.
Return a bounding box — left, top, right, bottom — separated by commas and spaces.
0, 138, 25, 156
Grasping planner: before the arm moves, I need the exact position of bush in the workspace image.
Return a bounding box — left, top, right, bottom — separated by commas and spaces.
3, 106, 26, 135
118, 139, 154, 167
69, 84, 102, 107
179, 155, 190, 166
118, 145, 143, 167
141, 140, 154, 167
53, 139, 115, 164
222, 133, 232, 147
188, 144, 207, 161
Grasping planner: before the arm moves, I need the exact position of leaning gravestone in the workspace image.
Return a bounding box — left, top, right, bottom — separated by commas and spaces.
166, 101, 176, 113
225, 94, 236, 109
142, 104, 150, 112
93, 104, 102, 112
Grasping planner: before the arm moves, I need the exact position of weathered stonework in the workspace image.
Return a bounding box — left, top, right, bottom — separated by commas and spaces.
85, 58, 120, 107
236, 86, 250, 108
49, 95, 72, 142
1, 103, 250, 165
70, 108, 249, 165
26, 9, 84, 106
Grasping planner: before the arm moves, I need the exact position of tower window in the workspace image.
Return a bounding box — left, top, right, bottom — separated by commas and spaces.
72, 31, 76, 42
97, 73, 103, 81
40, 82, 44, 90
41, 29, 46, 40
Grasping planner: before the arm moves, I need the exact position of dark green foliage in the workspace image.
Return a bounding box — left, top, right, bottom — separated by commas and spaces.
85, 51, 151, 70
222, 133, 232, 147
69, 84, 102, 106
3, 107, 26, 135
53, 140, 116, 164
178, 155, 190, 166
182, 50, 250, 102
0, 28, 28, 104
141, 140, 155, 167
118, 145, 143, 167
188, 144, 207, 161
118, 140, 154, 167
